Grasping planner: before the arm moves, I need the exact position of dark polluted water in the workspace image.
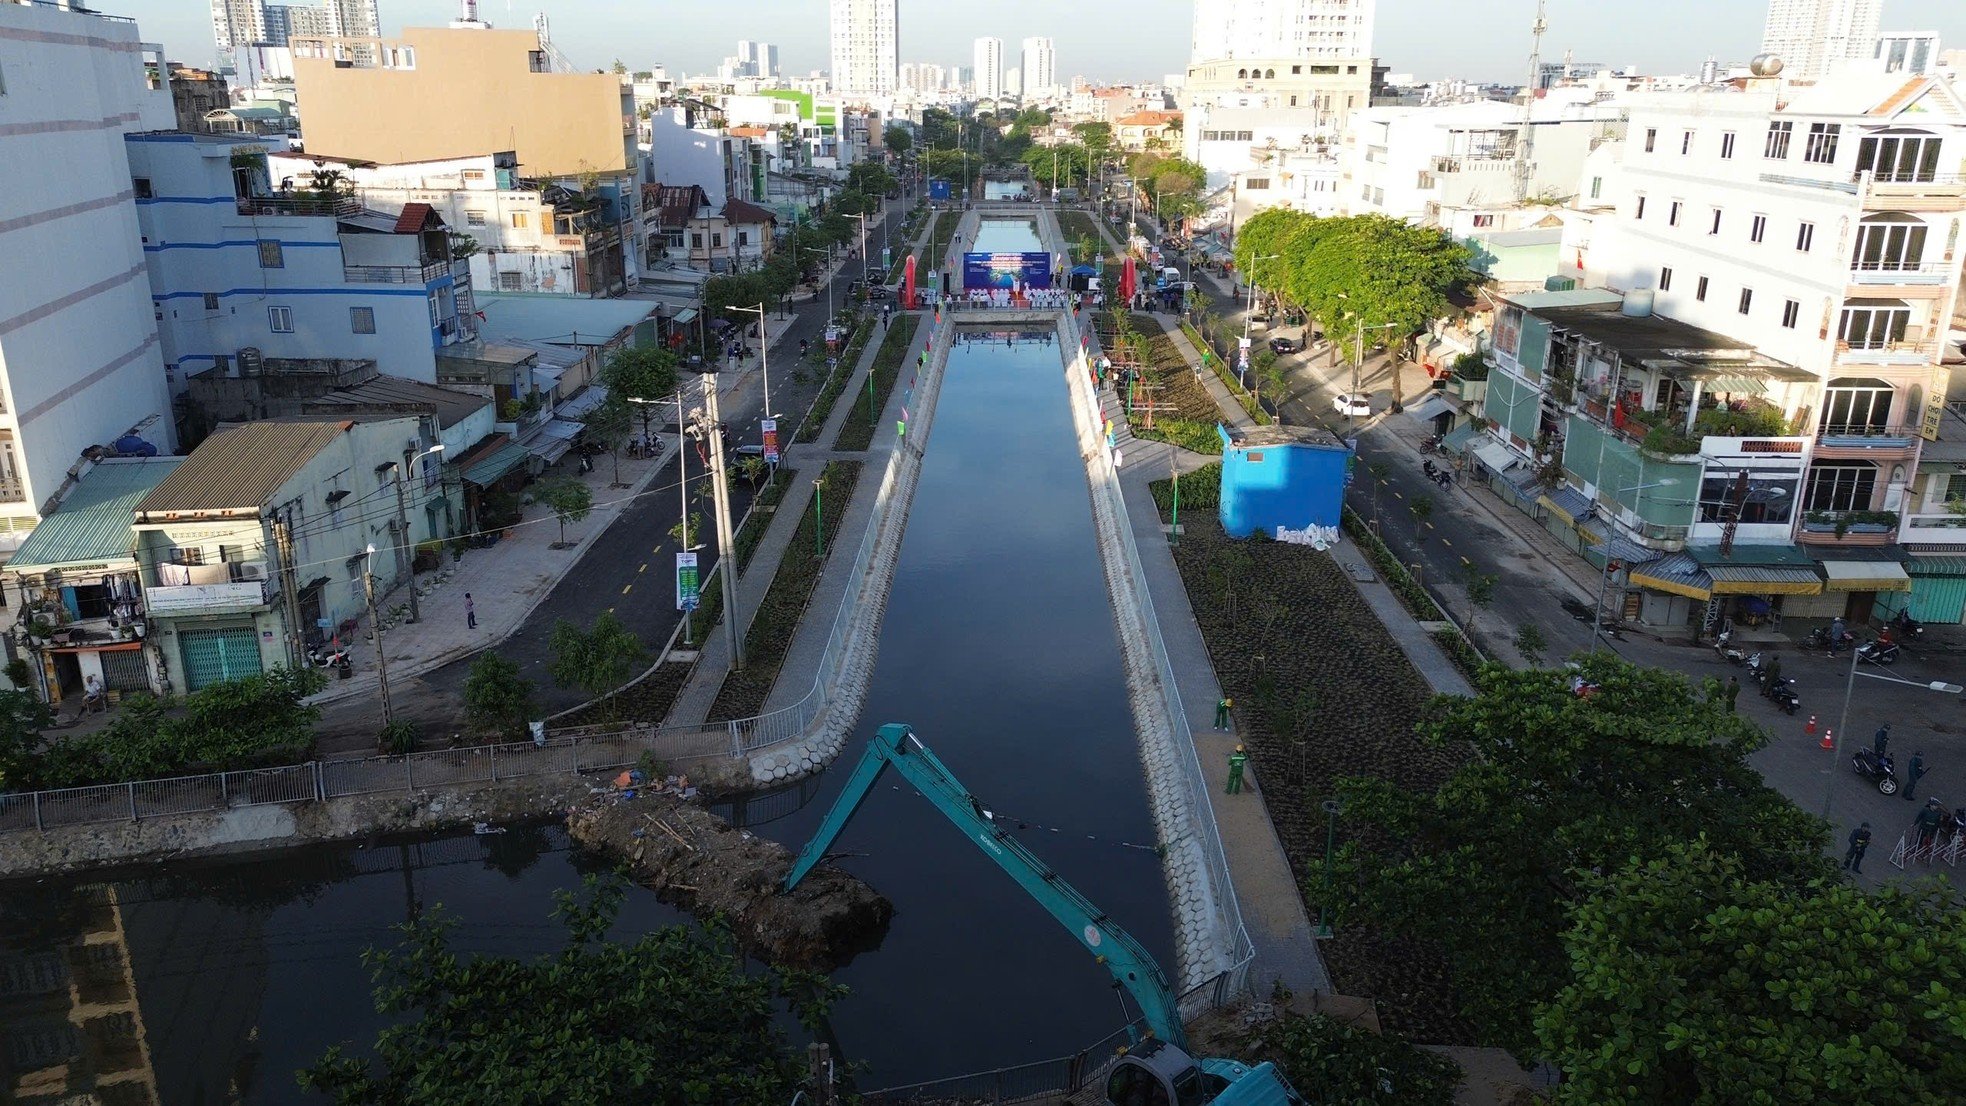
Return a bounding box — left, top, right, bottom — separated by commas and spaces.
0, 330, 1173, 1098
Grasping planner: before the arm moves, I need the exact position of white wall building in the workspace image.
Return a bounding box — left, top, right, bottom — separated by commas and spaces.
1190, 0, 1374, 63
1761, 0, 1882, 81
1554, 67, 1966, 605
828, 0, 897, 99
130, 137, 473, 406
0, 2, 178, 555
1875, 31, 1943, 76
1021, 37, 1056, 101
973, 37, 1003, 102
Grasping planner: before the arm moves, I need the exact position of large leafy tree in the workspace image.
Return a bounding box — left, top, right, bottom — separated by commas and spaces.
882, 124, 912, 153
1020, 143, 1089, 188
547, 611, 647, 711
1293, 215, 1476, 359
1334, 656, 1833, 1055
1072, 121, 1116, 165
297, 875, 841, 1105
1539, 843, 1966, 1105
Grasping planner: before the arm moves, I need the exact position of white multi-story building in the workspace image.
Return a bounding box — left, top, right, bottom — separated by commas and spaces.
1761, 0, 1882, 81
1021, 37, 1056, 101
1482, 64, 1966, 626
0, 2, 178, 553
828, 0, 896, 99
131, 137, 474, 404
1190, 0, 1374, 64
1875, 31, 1943, 76
973, 38, 1003, 102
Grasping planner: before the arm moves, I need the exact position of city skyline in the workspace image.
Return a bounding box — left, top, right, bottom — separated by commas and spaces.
113, 0, 1966, 83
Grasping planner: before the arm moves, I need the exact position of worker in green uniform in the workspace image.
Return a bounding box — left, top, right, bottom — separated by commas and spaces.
1215, 696, 1233, 730
1226, 745, 1248, 795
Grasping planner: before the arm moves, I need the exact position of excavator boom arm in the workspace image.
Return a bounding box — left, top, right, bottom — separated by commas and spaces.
783, 723, 1187, 1048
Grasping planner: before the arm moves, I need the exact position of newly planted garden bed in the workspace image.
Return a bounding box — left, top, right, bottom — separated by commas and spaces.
709, 461, 863, 721
1056, 209, 1120, 266
834, 315, 922, 452
796, 320, 873, 444
1146, 498, 1472, 1042
1098, 311, 1228, 454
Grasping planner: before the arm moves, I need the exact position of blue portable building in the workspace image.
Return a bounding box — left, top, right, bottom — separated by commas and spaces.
1215, 424, 1350, 539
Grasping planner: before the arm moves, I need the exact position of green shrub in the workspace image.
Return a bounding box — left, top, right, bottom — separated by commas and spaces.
379, 719, 420, 755
1238, 1012, 1461, 1106
1131, 417, 1222, 455
1149, 462, 1223, 516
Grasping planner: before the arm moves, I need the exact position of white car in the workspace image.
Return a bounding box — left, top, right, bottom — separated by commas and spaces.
1333, 393, 1372, 417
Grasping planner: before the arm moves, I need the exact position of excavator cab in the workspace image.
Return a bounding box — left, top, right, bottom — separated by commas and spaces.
1101, 1038, 1302, 1106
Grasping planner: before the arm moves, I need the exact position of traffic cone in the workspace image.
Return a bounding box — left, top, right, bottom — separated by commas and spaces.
1820, 726, 1835, 751
1804, 714, 1817, 736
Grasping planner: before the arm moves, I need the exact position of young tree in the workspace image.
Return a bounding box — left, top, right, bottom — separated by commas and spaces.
1408, 493, 1435, 532
548, 612, 648, 709
599, 346, 680, 444
1539, 843, 1966, 1105
1461, 570, 1496, 635
1334, 658, 1833, 1056
297, 875, 837, 1105
535, 478, 593, 548
580, 397, 633, 487
0, 688, 54, 792
461, 653, 534, 739
1512, 622, 1548, 666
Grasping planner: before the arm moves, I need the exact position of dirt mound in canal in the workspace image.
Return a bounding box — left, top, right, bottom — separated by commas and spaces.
567, 791, 892, 971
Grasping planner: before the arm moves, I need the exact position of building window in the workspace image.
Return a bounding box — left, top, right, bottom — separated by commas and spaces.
462, 169, 486, 181
1855, 131, 1942, 182
1720, 132, 1736, 159
1680, 130, 1693, 154
1803, 122, 1840, 163
268, 306, 293, 333
736, 230, 749, 246
1699, 475, 1798, 524
711, 233, 723, 248
499, 271, 522, 291
133, 177, 153, 199
1471, 214, 1495, 228
1805, 461, 1878, 511
1245, 177, 1271, 190
1589, 176, 1602, 199
257, 240, 284, 268
1796, 221, 1815, 251
1764, 120, 1792, 159
1749, 214, 1767, 243
427, 291, 442, 327
1668, 200, 1682, 226
1643, 128, 1657, 152
1838, 304, 1910, 349
1634, 194, 1646, 219
1737, 287, 1753, 314
1853, 214, 1928, 271
510, 212, 529, 229
1781, 299, 1800, 328
350, 306, 376, 334
465, 210, 487, 226
1821, 378, 1895, 434
691, 233, 704, 249
1659, 267, 1673, 291
1695, 276, 1709, 302
202, 293, 220, 312
1708, 208, 1722, 235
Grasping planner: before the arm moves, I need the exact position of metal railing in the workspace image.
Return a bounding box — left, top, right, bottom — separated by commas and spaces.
238, 195, 362, 218
344, 261, 449, 284
0, 731, 701, 835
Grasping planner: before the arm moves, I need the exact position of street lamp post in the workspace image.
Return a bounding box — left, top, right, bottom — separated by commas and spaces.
1242, 254, 1280, 341
362, 544, 393, 727
727, 302, 775, 432
388, 444, 447, 623
1350, 318, 1399, 437
1315, 798, 1341, 939
847, 213, 870, 292
1824, 658, 1963, 822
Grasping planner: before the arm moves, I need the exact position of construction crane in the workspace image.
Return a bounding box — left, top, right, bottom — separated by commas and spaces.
784, 723, 1304, 1106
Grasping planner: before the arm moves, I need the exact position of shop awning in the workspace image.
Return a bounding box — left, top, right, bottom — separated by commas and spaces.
1580, 527, 1662, 566
1404, 393, 1457, 423
556, 385, 610, 420
1706, 564, 1823, 595
670, 307, 699, 326
1442, 423, 1477, 454
1910, 555, 1966, 576
1537, 487, 1593, 527
1820, 559, 1912, 592
1631, 553, 1713, 600
1471, 441, 1518, 474
462, 441, 528, 487
1706, 375, 1766, 395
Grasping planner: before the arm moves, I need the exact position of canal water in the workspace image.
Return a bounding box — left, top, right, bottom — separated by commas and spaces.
0, 316, 1173, 1095
971, 215, 1045, 254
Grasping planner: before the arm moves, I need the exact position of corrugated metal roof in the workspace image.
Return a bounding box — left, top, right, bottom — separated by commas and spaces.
136, 422, 349, 516
9, 459, 184, 572
1909, 555, 1966, 576
462, 441, 528, 487
1706, 564, 1823, 595
1630, 553, 1713, 600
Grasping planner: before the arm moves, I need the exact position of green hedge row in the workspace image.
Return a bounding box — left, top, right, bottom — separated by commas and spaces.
834, 314, 922, 452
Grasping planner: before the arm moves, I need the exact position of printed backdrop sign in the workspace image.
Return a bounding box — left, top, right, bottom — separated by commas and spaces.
962, 251, 1053, 291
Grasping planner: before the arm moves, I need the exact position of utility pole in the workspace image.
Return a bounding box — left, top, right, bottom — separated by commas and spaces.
1516, 0, 1549, 204
675, 388, 695, 647
363, 547, 394, 727
700, 373, 745, 669
271, 512, 304, 667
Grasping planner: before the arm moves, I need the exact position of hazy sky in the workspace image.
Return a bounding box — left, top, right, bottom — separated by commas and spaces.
122, 0, 1966, 84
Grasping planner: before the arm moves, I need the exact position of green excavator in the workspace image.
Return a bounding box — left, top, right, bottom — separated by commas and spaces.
784, 723, 1305, 1106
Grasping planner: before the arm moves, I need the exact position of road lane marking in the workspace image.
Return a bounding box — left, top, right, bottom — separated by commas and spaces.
1425, 522, 1436, 530
638, 563, 648, 573
621, 583, 633, 595
1393, 490, 1403, 499
1461, 556, 1472, 565
1440, 538, 1451, 546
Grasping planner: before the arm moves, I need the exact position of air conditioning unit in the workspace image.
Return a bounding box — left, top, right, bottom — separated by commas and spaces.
233, 562, 270, 582
237, 346, 264, 376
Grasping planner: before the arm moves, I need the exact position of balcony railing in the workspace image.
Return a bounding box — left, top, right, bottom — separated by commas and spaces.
238, 195, 362, 218
1848, 261, 1952, 285
144, 580, 269, 615
1432, 153, 1515, 173
1836, 339, 1938, 364
344, 261, 450, 284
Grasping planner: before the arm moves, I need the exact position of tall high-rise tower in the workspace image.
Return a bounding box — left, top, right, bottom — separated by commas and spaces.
1189, 0, 1376, 63
1020, 36, 1055, 99
973, 37, 1002, 100
210, 0, 268, 52
1760, 0, 1882, 79
828, 0, 897, 97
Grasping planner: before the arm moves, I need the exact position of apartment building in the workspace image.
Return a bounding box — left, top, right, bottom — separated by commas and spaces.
1761, 0, 1882, 81
828, 0, 897, 99
0, 1, 178, 560
128, 135, 473, 418
1477, 66, 1966, 627
267, 151, 632, 297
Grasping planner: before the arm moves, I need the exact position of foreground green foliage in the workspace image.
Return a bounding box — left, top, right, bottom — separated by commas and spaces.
1540, 844, 1966, 1105
1335, 658, 1835, 1056
0, 688, 57, 790
298, 875, 840, 1105
547, 611, 647, 713
461, 653, 534, 739
27, 667, 323, 788
1238, 1012, 1461, 1106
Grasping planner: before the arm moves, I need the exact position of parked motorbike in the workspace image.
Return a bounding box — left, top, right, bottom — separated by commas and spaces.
1851, 748, 1899, 794
1803, 626, 1853, 654
1713, 630, 1747, 665
307, 642, 352, 674
1892, 609, 1925, 641
1767, 677, 1801, 715
1856, 637, 1902, 666
1420, 434, 1442, 454
1746, 651, 1767, 681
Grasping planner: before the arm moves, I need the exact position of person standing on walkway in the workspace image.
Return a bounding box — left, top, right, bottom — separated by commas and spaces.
1874, 723, 1892, 757
1906, 751, 1927, 799
1843, 822, 1872, 872
465, 593, 476, 630
1724, 676, 1740, 712
1829, 616, 1847, 656
1214, 696, 1232, 730
1226, 745, 1248, 794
